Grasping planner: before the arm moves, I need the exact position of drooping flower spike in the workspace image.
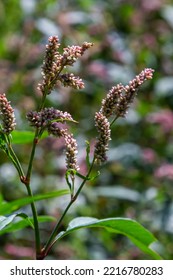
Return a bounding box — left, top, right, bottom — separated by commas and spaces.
94, 68, 154, 164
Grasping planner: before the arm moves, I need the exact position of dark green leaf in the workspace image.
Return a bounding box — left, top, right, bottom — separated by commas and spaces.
55, 217, 162, 260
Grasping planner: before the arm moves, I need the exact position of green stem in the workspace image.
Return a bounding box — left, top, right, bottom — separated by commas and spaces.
8, 147, 24, 178
25, 183, 41, 258
24, 61, 65, 258
26, 129, 39, 181
5, 135, 24, 179
25, 128, 42, 259
110, 115, 119, 127
22, 61, 74, 259
42, 158, 95, 258
6, 134, 41, 259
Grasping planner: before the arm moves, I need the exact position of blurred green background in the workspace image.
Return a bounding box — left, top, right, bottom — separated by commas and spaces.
1, 0, 173, 259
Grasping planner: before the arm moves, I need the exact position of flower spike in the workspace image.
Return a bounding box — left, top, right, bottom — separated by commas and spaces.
0, 93, 16, 134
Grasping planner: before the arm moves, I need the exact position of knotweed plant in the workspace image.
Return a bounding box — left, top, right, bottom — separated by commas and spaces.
0, 36, 161, 260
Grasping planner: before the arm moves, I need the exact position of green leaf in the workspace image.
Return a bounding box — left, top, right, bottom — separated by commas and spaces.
76, 171, 89, 180
65, 169, 77, 190
0, 214, 17, 231
17, 212, 34, 229
89, 171, 100, 181
11, 130, 48, 144
55, 217, 162, 260
0, 213, 33, 234
0, 189, 70, 215
11, 131, 35, 144
0, 132, 8, 153
0, 215, 56, 235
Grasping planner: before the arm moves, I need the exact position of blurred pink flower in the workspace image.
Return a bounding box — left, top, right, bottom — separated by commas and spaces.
5, 244, 34, 258
147, 109, 173, 133
141, 0, 162, 12
88, 61, 108, 80
154, 163, 173, 180
142, 34, 157, 50
142, 148, 157, 164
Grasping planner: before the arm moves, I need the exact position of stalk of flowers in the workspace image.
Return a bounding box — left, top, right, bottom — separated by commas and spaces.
48, 122, 80, 172
58, 73, 85, 90
115, 68, 154, 118
94, 68, 154, 164
100, 68, 154, 119
63, 132, 79, 172
26, 107, 74, 129
94, 112, 111, 164
100, 83, 124, 118
27, 108, 79, 172
0, 93, 16, 134
62, 42, 93, 66
37, 36, 93, 96
38, 36, 62, 95
48, 122, 68, 138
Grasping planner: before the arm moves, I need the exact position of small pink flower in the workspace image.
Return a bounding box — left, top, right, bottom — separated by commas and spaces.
147, 109, 173, 133
88, 61, 108, 80
154, 163, 173, 180
141, 148, 157, 164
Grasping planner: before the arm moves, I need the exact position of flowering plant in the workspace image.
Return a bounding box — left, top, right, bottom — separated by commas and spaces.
0, 36, 161, 260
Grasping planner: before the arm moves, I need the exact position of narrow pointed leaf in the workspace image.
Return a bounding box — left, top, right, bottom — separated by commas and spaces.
55, 217, 162, 260
0, 213, 32, 234
0, 214, 17, 231
11, 131, 48, 144
0, 215, 56, 235
0, 189, 69, 215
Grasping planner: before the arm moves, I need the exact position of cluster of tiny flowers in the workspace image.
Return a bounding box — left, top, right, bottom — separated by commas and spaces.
94, 68, 154, 164
48, 125, 79, 171
59, 73, 85, 89
38, 36, 62, 95
37, 36, 93, 95
63, 132, 79, 171
100, 84, 124, 118
27, 107, 79, 171
116, 68, 155, 117
100, 68, 154, 119
94, 112, 111, 164
42, 36, 61, 77
28, 37, 93, 173
62, 42, 93, 66
47, 122, 67, 138
0, 93, 16, 134
26, 107, 74, 128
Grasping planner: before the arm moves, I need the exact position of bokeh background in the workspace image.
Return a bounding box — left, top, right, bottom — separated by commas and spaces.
1, 0, 173, 259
